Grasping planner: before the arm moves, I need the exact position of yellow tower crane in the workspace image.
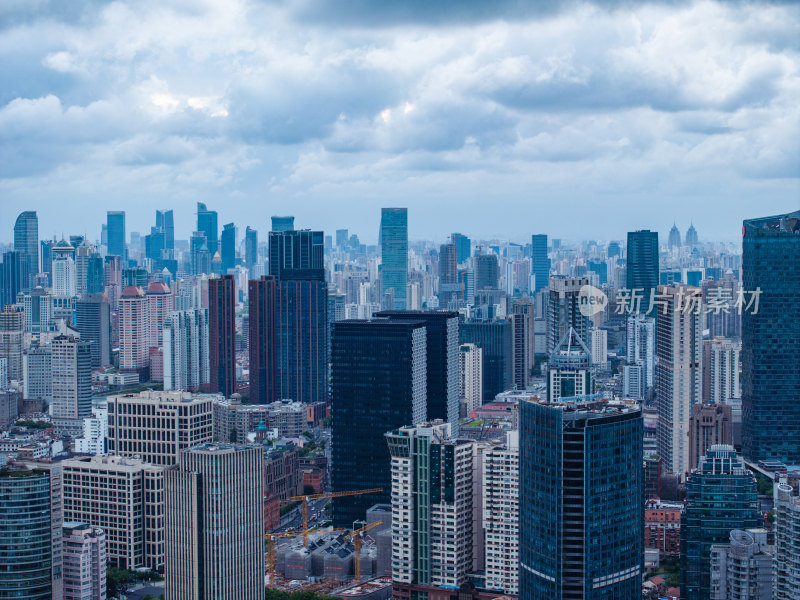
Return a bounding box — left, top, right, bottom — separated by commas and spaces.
344, 521, 382, 581
284, 488, 382, 546
265, 528, 347, 583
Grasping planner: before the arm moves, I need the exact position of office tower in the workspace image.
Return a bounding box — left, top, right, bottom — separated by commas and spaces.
460, 342, 482, 412
188, 231, 207, 274
271, 215, 295, 232
265, 229, 328, 404
51, 240, 76, 297
626, 230, 659, 314
156, 209, 174, 252
165, 444, 264, 600
622, 364, 644, 399
163, 308, 210, 391
656, 285, 703, 478
78, 248, 103, 295
331, 319, 427, 527
688, 403, 732, 472
106, 390, 213, 465
40, 238, 54, 280
248, 276, 277, 404
511, 298, 535, 388
0, 307, 23, 382
703, 337, 741, 403
51, 334, 92, 434
589, 327, 607, 367
145, 226, 166, 262
146, 281, 173, 348
220, 222, 236, 273
547, 276, 589, 355
74, 294, 110, 367
452, 232, 471, 264
24, 344, 52, 402
106, 211, 126, 260
23, 286, 51, 334
438, 241, 460, 306
483, 431, 519, 595
197, 202, 218, 255
62, 522, 107, 600
459, 319, 512, 404
62, 455, 164, 570
0, 467, 54, 600
626, 314, 655, 389
209, 274, 236, 397
474, 253, 499, 291
386, 422, 475, 593
14, 210, 38, 287
379, 207, 408, 309
519, 398, 643, 599
377, 310, 460, 433
773, 480, 800, 599
0, 358, 6, 390
681, 446, 758, 600
709, 528, 773, 600
587, 259, 607, 285
530, 234, 550, 293
547, 327, 594, 403
119, 285, 150, 377
0, 250, 27, 308
685, 223, 699, 247
244, 226, 258, 270
607, 240, 621, 259
742, 211, 800, 463
668, 223, 682, 249
336, 228, 349, 248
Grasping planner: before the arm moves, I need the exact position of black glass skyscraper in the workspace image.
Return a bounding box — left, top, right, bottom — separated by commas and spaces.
271, 215, 295, 232
75, 293, 111, 367
474, 254, 499, 291
459, 319, 512, 403
0, 251, 27, 308
107, 210, 126, 260
331, 319, 427, 527
531, 234, 550, 293
379, 208, 408, 310
742, 210, 800, 463
519, 399, 643, 600
197, 202, 219, 255
626, 230, 659, 315
377, 310, 460, 434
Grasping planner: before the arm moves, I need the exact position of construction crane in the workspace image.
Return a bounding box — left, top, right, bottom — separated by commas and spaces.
344, 521, 382, 581
265, 528, 346, 583
284, 488, 382, 546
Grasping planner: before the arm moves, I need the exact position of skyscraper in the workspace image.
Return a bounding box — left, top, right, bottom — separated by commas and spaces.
331, 319, 427, 527
547, 276, 590, 355
0, 250, 27, 307
51, 240, 77, 298
156, 209, 175, 253
0, 307, 23, 382
75, 293, 111, 367
244, 226, 258, 271
379, 208, 408, 310
106, 211, 126, 260
221, 222, 236, 273
709, 528, 773, 600
688, 403, 732, 472
165, 444, 264, 600
451, 232, 471, 264
209, 274, 236, 397
547, 327, 594, 403
248, 276, 277, 404
519, 398, 643, 599
474, 253, 499, 291
119, 286, 150, 378
163, 308, 210, 391
376, 310, 459, 433
681, 445, 758, 600
459, 342, 482, 413
459, 319, 512, 404
386, 422, 475, 594
271, 215, 295, 232
626, 230, 659, 315
626, 314, 655, 389
773, 480, 800, 599
702, 337, 740, 404
197, 202, 219, 255
62, 522, 107, 600
51, 334, 92, 434
14, 210, 38, 287
668, 223, 682, 249
511, 298, 535, 390
438, 241, 460, 306
742, 210, 800, 463
530, 234, 550, 293
685, 223, 699, 247
656, 285, 703, 479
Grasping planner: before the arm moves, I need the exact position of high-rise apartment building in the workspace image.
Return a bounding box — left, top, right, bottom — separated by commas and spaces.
709, 528, 773, 600
209, 274, 236, 397
773, 480, 800, 599
146, 281, 173, 349
459, 319, 512, 404
51, 334, 92, 434
24, 344, 52, 402
51, 240, 77, 298
589, 327, 607, 368
119, 285, 150, 377
483, 431, 519, 595
627, 314, 655, 389
530, 234, 550, 293
163, 308, 210, 391
681, 445, 758, 600
0, 306, 23, 382
511, 299, 535, 390
106, 211, 126, 260
742, 210, 800, 463
386, 422, 475, 593
377, 310, 460, 433
703, 337, 740, 404
626, 230, 659, 315
75, 293, 111, 367
656, 285, 704, 478
106, 390, 213, 466
62, 522, 107, 600
688, 403, 732, 472
331, 319, 427, 527
379, 208, 408, 309
519, 399, 643, 599
547, 276, 590, 355
165, 444, 264, 600
459, 342, 482, 413
62, 455, 165, 570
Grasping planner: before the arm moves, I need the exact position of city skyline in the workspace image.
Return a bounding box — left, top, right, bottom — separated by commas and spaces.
1, 0, 798, 243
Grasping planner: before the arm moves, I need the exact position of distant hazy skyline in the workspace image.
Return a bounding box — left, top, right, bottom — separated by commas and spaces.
2, 0, 798, 244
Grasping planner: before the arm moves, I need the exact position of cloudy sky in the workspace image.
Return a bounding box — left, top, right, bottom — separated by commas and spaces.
1, 0, 798, 245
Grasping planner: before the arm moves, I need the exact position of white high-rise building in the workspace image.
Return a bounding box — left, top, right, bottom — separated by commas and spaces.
119, 286, 149, 374
406, 281, 422, 310
622, 364, 644, 399
774, 480, 800, 599
62, 522, 107, 600
73, 407, 108, 456
627, 314, 655, 388
459, 343, 482, 412
589, 327, 608, 368
703, 337, 741, 404
51, 334, 92, 435
52, 241, 77, 298
163, 308, 209, 391
483, 431, 519, 595
709, 529, 773, 600
655, 285, 704, 479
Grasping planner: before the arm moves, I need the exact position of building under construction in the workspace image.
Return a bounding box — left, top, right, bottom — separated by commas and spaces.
275, 505, 391, 583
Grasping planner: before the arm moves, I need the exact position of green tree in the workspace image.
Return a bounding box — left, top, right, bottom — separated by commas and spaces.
107, 567, 134, 599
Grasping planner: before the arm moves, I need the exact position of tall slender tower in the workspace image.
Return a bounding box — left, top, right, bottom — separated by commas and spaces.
51, 334, 92, 435
248, 275, 277, 404
380, 208, 408, 310
530, 234, 550, 293
209, 275, 236, 397
626, 230, 659, 315
14, 210, 38, 287
106, 211, 126, 260
196, 202, 218, 255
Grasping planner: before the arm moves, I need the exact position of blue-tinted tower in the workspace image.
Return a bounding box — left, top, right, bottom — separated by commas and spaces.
197, 202, 218, 255
626, 230, 659, 315
221, 222, 236, 273
380, 208, 408, 310
531, 234, 550, 293
106, 211, 126, 260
